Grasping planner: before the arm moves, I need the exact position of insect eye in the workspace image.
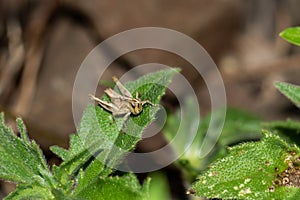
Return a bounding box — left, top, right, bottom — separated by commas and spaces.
131, 102, 136, 107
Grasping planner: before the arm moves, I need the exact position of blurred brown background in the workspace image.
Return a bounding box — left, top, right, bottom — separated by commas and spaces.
1, 0, 300, 199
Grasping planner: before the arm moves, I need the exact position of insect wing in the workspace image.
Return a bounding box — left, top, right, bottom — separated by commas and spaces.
112, 76, 132, 98
105, 88, 128, 108
105, 88, 124, 99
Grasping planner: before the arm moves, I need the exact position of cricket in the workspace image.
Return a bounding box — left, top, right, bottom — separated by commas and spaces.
90, 76, 154, 124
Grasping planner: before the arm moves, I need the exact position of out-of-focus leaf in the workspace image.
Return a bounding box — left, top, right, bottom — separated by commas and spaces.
280, 27, 300, 46
264, 119, 300, 135
148, 172, 170, 200
200, 107, 262, 147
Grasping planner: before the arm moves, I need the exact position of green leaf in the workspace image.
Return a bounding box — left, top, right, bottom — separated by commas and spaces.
50, 146, 69, 161
74, 174, 150, 200
0, 113, 52, 185
51, 135, 94, 194
275, 82, 300, 108
148, 172, 170, 200
109, 68, 181, 166
74, 159, 105, 195
4, 184, 54, 200
16, 118, 29, 143
190, 130, 300, 199
280, 27, 300, 46
50, 68, 179, 195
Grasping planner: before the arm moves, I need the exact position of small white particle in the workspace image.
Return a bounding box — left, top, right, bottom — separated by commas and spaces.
244, 178, 251, 184
239, 184, 244, 188
234, 186, 238, 190
202, 180, 207, 184
238, 188, 251, 196
208, 173, 213, 177
285, 155, 292, 162
222, 190, 228, 194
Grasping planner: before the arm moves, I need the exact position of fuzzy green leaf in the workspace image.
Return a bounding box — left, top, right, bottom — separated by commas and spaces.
74, 174, 150, 200
275, 82, 300, 108
50, 69, 179, 195
4, 184, 54, 200
280, 27, 300, 46
74, 159, 105, 195
190, 130, 300, 199
50, 145, 69, 161
106, 68, 180, 167
0, 113, 51, 185
16, 118, 29, 143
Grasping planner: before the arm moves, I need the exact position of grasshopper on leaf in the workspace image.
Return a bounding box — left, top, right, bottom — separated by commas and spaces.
90, 76, 154, 124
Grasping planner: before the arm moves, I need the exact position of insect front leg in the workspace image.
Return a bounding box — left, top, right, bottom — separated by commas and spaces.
142, 99, 155, 106
136, 92, 155, 106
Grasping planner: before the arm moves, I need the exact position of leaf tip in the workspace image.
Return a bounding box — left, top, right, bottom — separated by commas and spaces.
16, 117, 29, 142
279, 27, 300, 46
274, 81, 285, 88
173, 67, 181, 72
274, 81, 291, 94
279, 29, 286, 38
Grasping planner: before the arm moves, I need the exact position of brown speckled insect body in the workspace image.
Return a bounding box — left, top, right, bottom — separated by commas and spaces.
90, 76, 154, 123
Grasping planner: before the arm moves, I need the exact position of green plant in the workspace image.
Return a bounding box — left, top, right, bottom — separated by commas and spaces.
1, 27, 300, 200
178, 26, 300, 200
0, 68, 179, 200
188, 82, 300, 199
